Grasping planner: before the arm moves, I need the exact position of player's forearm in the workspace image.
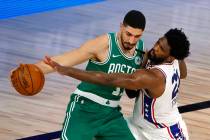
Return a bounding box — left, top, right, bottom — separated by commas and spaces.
179, 60, 187, 79
35, 61, 55, 74
63, 67, 132, 89
36, 47, 94, 74
63, 67, 110, 85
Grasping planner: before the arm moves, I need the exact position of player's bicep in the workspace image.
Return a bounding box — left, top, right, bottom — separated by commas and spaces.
78, 34, 109, 60
128, 69, 160, 90
49, 48, 91, 67
53, 34, 108, 66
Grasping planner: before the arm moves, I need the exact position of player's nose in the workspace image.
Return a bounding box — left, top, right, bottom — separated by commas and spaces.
129, 36, 136, 44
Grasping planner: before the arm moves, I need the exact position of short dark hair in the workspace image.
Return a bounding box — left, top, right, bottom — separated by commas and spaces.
164, 28, 190, 60
123, 10, 146, 30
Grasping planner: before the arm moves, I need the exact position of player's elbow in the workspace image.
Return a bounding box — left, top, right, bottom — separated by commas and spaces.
180, 71, 187, 79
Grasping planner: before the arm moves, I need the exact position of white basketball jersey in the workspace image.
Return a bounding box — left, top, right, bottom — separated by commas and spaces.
132, 60, 182, 129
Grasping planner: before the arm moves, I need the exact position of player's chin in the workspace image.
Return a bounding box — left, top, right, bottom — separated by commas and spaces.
124, 45, 134, 50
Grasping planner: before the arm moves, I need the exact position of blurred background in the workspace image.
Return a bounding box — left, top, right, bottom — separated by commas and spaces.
0, 0, 210, 139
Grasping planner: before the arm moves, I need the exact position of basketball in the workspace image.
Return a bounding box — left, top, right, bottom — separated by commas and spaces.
10, 64, 45, 96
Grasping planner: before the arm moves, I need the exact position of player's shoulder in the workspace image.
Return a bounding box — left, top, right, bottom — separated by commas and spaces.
82, 34, 108, 47
92, 33, 109, 42
80, 34, 109, 54
90, 34, 109, 50
148, 66, 166, 81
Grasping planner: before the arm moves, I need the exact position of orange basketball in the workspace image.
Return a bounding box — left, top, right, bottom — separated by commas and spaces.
10, 64, 45, 96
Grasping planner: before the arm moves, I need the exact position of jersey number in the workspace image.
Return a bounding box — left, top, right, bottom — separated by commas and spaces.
172, 70, 180, 100
112, 87, 124, 96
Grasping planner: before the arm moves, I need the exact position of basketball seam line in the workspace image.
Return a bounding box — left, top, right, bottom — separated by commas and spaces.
18, 68, 28, 94
26, 64, 34, 94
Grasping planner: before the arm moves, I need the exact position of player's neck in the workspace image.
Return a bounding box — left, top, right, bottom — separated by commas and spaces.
150, 57, 175, 65
162, 57, 175, 64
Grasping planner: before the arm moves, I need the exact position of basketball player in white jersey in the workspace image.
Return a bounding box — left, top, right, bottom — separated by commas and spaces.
44, 28, 190, 140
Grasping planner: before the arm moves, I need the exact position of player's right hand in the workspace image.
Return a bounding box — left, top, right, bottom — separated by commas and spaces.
9, 64, 21, 82
9, 64, 25, 90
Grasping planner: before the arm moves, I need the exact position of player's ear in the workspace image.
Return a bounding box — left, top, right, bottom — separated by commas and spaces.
120, 23, 125, 30
167, 56, 175, 62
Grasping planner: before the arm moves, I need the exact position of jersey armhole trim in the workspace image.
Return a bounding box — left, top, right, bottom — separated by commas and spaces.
151, 67, 167, 81
90, 34, 112, 65
150, 67, 167, 98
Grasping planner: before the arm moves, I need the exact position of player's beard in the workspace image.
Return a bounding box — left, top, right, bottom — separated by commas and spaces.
121, 34, 136, 50
148, 49, 165, 65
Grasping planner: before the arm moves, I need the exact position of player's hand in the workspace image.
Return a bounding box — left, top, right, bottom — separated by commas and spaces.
9, 64, 22, 82
9, 64, 26, 89
43, 56, 68, 75
9, 67, 18, 87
